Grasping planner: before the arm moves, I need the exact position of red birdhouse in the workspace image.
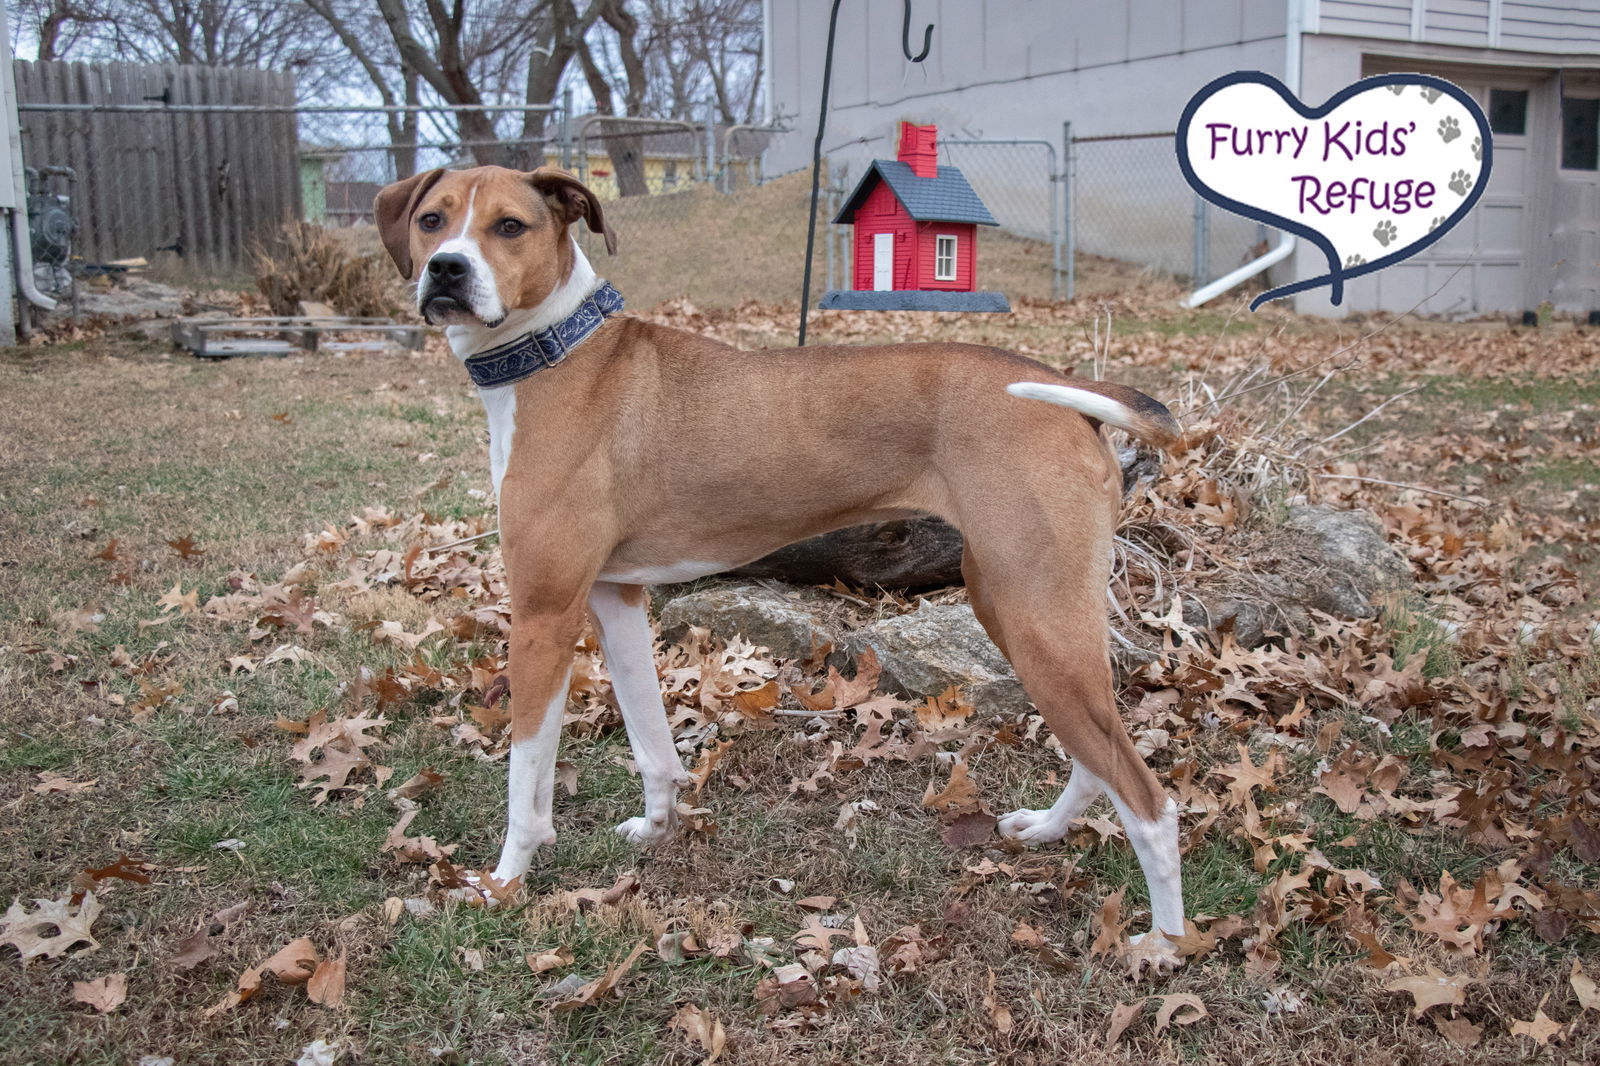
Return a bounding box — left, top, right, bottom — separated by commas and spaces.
821, 122, 1009, 312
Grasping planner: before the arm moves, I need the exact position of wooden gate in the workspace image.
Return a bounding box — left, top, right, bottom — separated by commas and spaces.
13, 60, 300, 271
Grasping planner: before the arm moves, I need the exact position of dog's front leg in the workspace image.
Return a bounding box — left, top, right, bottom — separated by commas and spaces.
489, 598, 589, 885
588, 581, 690, 843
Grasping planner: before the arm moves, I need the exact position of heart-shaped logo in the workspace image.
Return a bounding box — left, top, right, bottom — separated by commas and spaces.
1178, 72, 1492, 309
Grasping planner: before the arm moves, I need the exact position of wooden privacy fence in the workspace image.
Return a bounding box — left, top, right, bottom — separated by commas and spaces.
13, 61, 300, 271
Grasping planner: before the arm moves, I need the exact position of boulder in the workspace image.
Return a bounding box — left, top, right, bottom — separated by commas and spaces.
655, 583, 841, 662
845, 602, 1031, 715
1282, 504, 1412, 618
1183, 505, 1413, 647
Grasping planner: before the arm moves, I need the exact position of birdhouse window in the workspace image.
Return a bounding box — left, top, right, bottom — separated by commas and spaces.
935, 235, 958, 281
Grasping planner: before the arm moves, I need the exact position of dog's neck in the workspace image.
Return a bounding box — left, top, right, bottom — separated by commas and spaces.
448, 237, 601, 500
443, 238, 602, 362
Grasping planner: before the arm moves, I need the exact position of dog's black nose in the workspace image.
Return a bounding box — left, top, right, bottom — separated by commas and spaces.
426, 253, 470, 282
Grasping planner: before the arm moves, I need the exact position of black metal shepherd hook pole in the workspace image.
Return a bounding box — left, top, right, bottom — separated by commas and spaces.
797, 0, 933, 346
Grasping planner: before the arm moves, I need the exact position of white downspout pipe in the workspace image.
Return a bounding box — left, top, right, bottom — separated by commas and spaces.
1183, 0, 1304, 308
0, 9, 55, 313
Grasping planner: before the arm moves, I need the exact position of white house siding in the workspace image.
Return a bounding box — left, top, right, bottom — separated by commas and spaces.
769, 1, 1600, 315
768, 1, 1286, 278
1426, 1, 1494, 47
1316, 1, 1415, 38
1317, 0, 1600, 51
1501, 0, 1600, 50
768, 0, 1287, 169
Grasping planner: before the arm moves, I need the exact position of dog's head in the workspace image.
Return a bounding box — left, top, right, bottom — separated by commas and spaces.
373, 165, 616, 328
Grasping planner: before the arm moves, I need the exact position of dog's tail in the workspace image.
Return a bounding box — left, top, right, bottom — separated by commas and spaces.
1005, 380, 1182, 451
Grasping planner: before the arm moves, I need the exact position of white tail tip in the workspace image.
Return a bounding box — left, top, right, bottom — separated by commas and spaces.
1006, 382, 1133, 429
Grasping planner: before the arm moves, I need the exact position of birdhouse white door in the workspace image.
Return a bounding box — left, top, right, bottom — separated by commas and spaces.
873, 232, 894, 291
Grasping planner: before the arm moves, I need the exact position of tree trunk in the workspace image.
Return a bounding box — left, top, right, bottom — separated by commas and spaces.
601, 124, 649, 196
728, 517, 966, 591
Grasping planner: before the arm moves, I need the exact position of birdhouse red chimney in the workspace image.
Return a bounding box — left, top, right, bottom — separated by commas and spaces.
897, 121, 938, 178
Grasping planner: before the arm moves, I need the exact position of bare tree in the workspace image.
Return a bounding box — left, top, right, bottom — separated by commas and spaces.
638, 0, 762, 123
302, 0, 422, 178
8, 0, 116, 61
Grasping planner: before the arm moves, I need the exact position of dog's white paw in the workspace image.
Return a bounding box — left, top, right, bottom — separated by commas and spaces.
998, 807, 1071, 845
445, 870, 499, 908
614, 815, 672, 845
1126, 930, 1184, 976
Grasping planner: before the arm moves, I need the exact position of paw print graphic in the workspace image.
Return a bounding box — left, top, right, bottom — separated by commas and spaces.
1344, 253, 1367, 268
1472, 135, 1482, 161
1428, 216, 1446, 233
1448, 169, 1473, 196
1438, 115, 1461, 143
1421, 86, 1442, 103
1388, 84, 1406, 95
1372, 220, 1399, 247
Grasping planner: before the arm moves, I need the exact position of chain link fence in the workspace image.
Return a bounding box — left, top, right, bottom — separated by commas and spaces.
12, 58, 1267, 317
1065, 129, 1269, 296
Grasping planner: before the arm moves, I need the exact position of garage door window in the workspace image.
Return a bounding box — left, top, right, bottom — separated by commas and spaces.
1489, 89, 1528, 135
1563, 96, 1599, 171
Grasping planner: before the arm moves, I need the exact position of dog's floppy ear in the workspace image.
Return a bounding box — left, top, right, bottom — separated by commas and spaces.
373, 168, 446, 280
526, 167, 617, 255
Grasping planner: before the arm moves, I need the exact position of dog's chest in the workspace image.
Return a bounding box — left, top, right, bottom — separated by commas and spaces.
478, 386, 517, 498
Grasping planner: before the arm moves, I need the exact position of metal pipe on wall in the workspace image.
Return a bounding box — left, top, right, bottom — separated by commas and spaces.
1183, 0, 1304, 309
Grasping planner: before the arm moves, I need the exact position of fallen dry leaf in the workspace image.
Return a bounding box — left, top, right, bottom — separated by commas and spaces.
1433, 1013, 1483, 1048
170, 927, 218, 971
388, 767, 443, 800
1509, 1001, 1563, 1046
71, 972, 127, 1013
527, 946, 575, 973
261, 937, 321, 985
1106, 1000, 1144, 1045
1154, 993, 1208, 1033
32, 771, 96, 795
793, 915, 851, 953
307, 949, 347, 1007
920, 759, 982, 818
1090, 887, 1130, 959
668, 1002, 727, 1063
550, 942, 648, 1011
1384, 966, 1475, 1018
0, 891, 102, 964
983, 967, 1013, 1034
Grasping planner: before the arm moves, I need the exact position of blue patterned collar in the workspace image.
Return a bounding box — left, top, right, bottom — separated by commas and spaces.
462, 282, 624, 389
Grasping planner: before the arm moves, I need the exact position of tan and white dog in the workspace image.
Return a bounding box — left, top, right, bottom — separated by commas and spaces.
375, 165, 1188, 958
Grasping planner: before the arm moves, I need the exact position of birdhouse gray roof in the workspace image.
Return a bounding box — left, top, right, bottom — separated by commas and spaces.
833, 160, 999, 226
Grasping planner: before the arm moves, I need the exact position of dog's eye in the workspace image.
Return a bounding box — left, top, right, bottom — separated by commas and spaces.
418, 212, 442, 232
497, 218, 525, 237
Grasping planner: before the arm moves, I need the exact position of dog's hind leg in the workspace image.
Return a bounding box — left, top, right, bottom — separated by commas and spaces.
589, 581, 690, 843
1003, 618, 1184, 956
964, 519, 1185, 957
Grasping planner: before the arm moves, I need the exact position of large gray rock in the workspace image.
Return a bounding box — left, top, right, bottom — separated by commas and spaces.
655, 583, 841, 662
846, 602, 1032, 715
1183, 505, 1413, 646
1283, 504, 1412, 618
